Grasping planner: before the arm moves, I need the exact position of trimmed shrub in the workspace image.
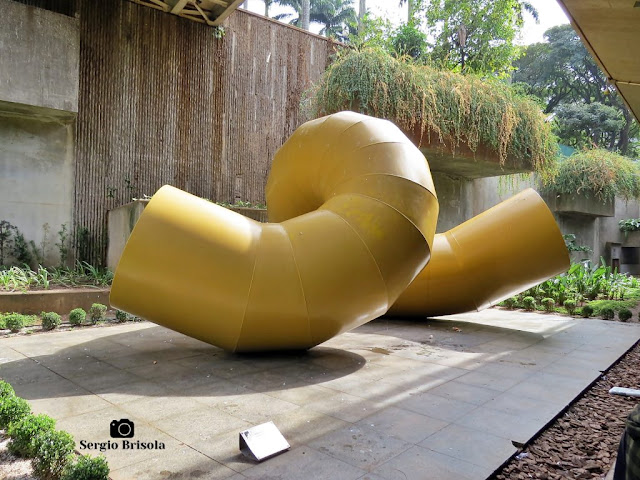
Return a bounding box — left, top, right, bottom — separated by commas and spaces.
69, 308, 86, 326
541, 298, 555, 312
601, 307, 615, 320
504, 297, 517, 310
0, 380, 15, 400
89, 303, 107, 324
581, 304, 594, 318
115, 310, 129, 323
41, 312, 62, 331
522, 296, 536, 311
618, 308, 633, 322
0, 395, 30, 428
32, 430, 75, 480
5, 313, 26, 333
61, 454, 110, 480
563, 299, 577, 315
8, 413, 56, 457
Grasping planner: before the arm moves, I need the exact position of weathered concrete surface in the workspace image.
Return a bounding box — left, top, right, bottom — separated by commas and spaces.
0, 0, 79, 113
0, 288, 110, 315
1, 310, 638, 479
0, 113, 75, 266
545, 193, 615, 218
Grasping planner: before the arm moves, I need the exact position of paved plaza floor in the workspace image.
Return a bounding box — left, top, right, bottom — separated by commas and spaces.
1, 310, 639, 480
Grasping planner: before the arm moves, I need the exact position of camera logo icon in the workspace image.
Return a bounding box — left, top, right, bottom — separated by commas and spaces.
110, 419, 135, 439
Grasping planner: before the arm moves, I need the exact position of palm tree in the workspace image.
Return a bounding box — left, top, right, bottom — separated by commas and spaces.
275, 0, 311, 30
358, 0, 366, 32
312, 0, 357, 41
264, 0, 273, 17
398, 0, 418, 22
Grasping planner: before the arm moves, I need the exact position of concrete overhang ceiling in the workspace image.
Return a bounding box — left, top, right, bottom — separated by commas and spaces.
558, 0, 640, 123
128, 0, 244, 26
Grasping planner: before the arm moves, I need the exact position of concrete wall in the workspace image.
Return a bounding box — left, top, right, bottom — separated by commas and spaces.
0, 113, 75, 266
0, 0, 79, 113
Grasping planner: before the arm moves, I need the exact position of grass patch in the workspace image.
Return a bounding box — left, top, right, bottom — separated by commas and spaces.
0, 262, 112, 292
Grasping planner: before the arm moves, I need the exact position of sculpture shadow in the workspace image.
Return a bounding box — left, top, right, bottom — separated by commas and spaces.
1, 325, 366, 402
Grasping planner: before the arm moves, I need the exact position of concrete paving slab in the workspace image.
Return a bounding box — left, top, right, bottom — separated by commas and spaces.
1, 310, 639, 479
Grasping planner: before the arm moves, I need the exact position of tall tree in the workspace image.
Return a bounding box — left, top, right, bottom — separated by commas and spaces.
422, 0, 538, 74
398, 0, 419, 22
514, 24, 638, 155
358, 0, 366, 32
264, 0, 273, 17
312, 0, 357, 41
301, 0, 310, 30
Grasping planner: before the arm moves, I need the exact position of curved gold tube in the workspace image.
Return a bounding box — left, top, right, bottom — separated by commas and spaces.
389, 188, 570, 317
110, 112, 439, 352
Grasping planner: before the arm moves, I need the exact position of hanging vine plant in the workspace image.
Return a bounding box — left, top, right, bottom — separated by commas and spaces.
302, 48, 558, 178
540, 148, 640, 204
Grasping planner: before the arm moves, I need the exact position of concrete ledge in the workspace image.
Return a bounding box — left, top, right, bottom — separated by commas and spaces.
0, 288, 110, 315
546, 193, 615, 217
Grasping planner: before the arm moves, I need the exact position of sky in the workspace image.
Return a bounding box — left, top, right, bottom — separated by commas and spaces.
241, 0, 570, 45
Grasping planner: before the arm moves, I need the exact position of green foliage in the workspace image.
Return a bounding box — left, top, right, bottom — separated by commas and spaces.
0, 395, 30, 429
56, 224, 69, 267
422, 0, 537, 75
514, 24, 638, 156
563, 234, 592, 254
0, 262, 113, 292
519, 260, 638, 307
312, 0, 357, 42
600, 307, 615, 320
541, 149, 640, 204
61, 455, 110, 480
13, 231, 33, 268
306, 49, 557, 176
0, 220, 17, 267
5, 313, 26, 332
215, 200, 267, 209
390, 22, 428, 60
563, 299, 577, 315
32, 430, 75, 480
618, 308, 633, 322
69, 308, 86, 326
503, 297, 517, 310
8, 414, 56, 458
0, 380, 15, 399
541, 297, 555, 312
522, 296, 536, 311
115, 310, 129, 323
619, 219, 640, 234
41, 312, 62, 331
554, 102, 625, 151
581, 304, 594, 318
89, 303, 107, 324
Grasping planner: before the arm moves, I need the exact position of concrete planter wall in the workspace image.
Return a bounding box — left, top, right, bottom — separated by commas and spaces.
0, 288, 110, 315
107, 200, 267, 271
546, 193, 615, 218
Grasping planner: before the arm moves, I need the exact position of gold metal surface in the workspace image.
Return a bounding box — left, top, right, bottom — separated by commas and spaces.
389, 188, 570, 317
111, 112, 569, 352
111, 112, 439, 351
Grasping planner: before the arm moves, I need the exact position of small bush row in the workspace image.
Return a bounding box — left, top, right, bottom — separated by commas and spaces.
1, 303, 112, 333
501, 296, 635, 321
0, 379, 109, 480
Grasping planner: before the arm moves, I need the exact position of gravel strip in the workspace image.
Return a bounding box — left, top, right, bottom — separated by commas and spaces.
493, 341, 640, 480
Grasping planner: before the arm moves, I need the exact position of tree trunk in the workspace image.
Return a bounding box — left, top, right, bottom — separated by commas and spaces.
407, 0, 415, 22
358, 0, 366, 32
301, 0, 310, 30
617, 108, 632, 155
264, 0, 269, 16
